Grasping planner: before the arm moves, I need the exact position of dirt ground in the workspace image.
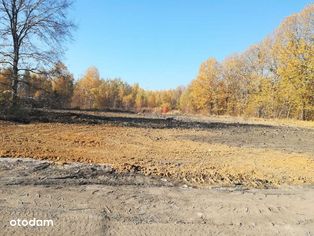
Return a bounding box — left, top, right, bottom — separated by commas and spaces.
1, 110, 314, 235
0, 110, 314, 187
0, 158, 313, 236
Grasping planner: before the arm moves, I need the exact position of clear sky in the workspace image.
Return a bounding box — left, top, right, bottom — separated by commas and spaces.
64, 0, 313, 90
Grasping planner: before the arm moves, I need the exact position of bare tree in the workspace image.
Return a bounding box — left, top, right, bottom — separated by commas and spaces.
0, 0, 75, 106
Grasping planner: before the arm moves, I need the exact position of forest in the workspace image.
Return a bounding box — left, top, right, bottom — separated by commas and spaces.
0, 4, 313, 120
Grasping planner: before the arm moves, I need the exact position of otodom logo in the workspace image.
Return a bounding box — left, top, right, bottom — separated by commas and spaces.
10, 218, 54, 227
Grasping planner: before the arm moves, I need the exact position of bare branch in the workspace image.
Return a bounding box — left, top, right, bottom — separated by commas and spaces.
0, 0, 75, 104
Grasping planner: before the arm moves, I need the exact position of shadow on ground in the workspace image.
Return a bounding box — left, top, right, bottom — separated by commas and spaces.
1, 109, 274, 130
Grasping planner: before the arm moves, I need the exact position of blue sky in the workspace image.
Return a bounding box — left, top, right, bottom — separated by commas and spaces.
64, 0, 313, 90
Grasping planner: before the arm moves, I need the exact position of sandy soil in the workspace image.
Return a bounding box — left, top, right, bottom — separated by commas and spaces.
0, 158, 313, 236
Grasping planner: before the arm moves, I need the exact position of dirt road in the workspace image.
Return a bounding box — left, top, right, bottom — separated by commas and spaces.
0, 158, 313, 236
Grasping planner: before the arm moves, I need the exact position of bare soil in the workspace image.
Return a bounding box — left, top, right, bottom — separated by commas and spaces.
1, 110, 314, 187
0, 158, 313, 236
0, 110, 314, 235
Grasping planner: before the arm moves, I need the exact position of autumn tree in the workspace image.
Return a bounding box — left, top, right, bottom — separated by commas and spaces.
188, 58, 220, 113
273, 4, 314, 120
180, 4, 313, 120
179, 86, 193, 113
72, 67, 102, 109
0, 68, 12, 110
50, 62, 74, 108
94, 79, 133, 110
0, 69, 12, 92
18, 72, 53, 107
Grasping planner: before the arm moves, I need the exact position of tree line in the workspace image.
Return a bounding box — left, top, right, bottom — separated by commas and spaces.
182, 4, 313, 120
0, 3, 313, 120
71, 67, 184, 112
0, 64, 184, 113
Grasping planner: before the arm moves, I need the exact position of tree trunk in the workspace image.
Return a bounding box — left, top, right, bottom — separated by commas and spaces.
11, 0, 19, 107
286, 104, 292, 119
301, 102, 306, 121
11, 64, 19, 106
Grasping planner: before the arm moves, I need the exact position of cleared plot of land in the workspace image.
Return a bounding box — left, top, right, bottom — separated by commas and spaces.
0, 159, 313, 236
1, 112, 314, 235
1, 111, 314, 187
